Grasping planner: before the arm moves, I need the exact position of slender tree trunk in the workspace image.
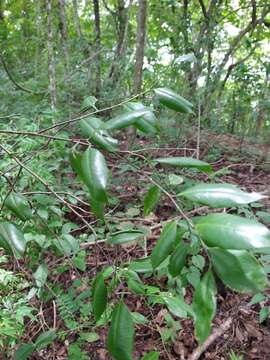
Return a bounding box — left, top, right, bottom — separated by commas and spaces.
72, 0, 82, 38
46, 0, 57, 110
134, 0, 147, 94
93, 0, 101, 98
34, 0, 41, 77
58, 0, 69, 72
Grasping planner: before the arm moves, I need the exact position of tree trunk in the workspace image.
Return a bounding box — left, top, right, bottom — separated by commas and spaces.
72, 0, 82, 39
58, 0, 69, 72
93, 0, 101, 98
134, 0, 147, 95
46, 0, 57, 110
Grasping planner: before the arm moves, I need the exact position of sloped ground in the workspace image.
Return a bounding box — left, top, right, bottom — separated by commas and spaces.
3, 133, 270, 360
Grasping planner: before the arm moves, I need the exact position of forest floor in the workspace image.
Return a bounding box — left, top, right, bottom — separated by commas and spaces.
5, 131, 270, 360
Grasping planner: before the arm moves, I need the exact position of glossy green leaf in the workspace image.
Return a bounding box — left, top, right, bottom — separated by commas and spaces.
143, 185, 161, 216
103, 109, 152, 131
151, 221, 177, 269
92, 272, 108, 321
81, 148, 109, 202
5, 193, 32, 221
142, 351, 160, 360
168, 242, 189, 277
107, 301, 134, 360
195, 213, 270, 252
154, 157, 212, 172
35, 330, 56, 350
33, 263, 48, 288
0, 222, 26, 258
14, 343, 35, 360
89, 195, 105, 220
163, 296, 189, 318
70, 149, 84, 181
180, 183, 264, 208
81, 95, 97, 111
108, 230, 144, 245
80, 117, 118, 152
193, 270, 217, 344
209, 248, 267, 293
129, 257, 153, 273
154, 88, 193, 113
124, 102, 159, 134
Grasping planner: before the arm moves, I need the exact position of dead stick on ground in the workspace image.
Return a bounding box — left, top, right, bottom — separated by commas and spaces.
188, 317, 233, 360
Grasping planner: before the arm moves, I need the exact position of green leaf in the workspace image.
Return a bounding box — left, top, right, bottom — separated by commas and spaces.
0, 222, 26, 258
209, 248, 267, 293
33, 263, 48, 288
35, 330, 56, 350
154, 157, 212, 172
143, 185, 161, 216
195, 213, 270, 252
89, 196, 105, 220
168, 174, 184, 185
70, 149, 84, 180
79, 332, 100, 343
81, 148, 109, 202
151, 221, 177, 269
103, 109, 152, 130
80, 117, 118, 152
142, 351, 160, 360
257, 211, 270, 224
107, 230, 144, 245
180, 183, 264, 208
250, 293, 265, 305
107, 301, 134, 360
129, 257, 153, 273
154, 88, 193, 113
259, 307, 268, 323
168, 242, 189, 277
192, 270, 217, 344
5, 193, 32, 221
14, 343, 35, 360
124, 102, 159, 134
163, 296, 190, 318
92, 272, 108, 321
81, 96, 97, 111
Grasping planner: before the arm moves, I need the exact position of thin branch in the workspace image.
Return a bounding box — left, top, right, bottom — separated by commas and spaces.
198, 0, 208, 19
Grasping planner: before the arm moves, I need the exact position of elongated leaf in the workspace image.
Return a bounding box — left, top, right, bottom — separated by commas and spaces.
129, 257, 153, 273
154, 157, 212, 172
80, 117, 118, 152
107, 301, 134, 360
34, 263, 48, 288
195, 213, 270, 252
0, 222, 26, 258
168, 242, 189, 277
35, 330, 56, 350
154, 88, 193, 113
209, 248, 267, 293
163, 296, 189, 318
81, 148, 109, 202
14, 343, 35, 360
193, 270, 217, 344
89, 195, 105, 220
108, 230, 144, 245
124, 102, 159, 134
142, 352, 160, 360
144, 185, 161, 216
180, 183, 264, 208
151, 221, 177, 269
103, 109, 151, 130
5, 193, 32, 221
70, 149, 84, 180
92, 272, 107, 321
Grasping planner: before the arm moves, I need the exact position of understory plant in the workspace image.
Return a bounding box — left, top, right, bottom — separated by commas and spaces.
1, 87, 269, 359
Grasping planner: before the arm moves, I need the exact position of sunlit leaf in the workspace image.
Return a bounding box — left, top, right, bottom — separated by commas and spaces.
154, 88, 193, 113
5, 193, 32, 221
154, 157, 212, 172
195, 213, 270, 252
209, 248, 267, 293
81, 148, 109, 202
151, 221, 177, 269
103, 109, 152, 130
0, 222, 26, 258
33, 263, 48, 288
180, 183, 264, 208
